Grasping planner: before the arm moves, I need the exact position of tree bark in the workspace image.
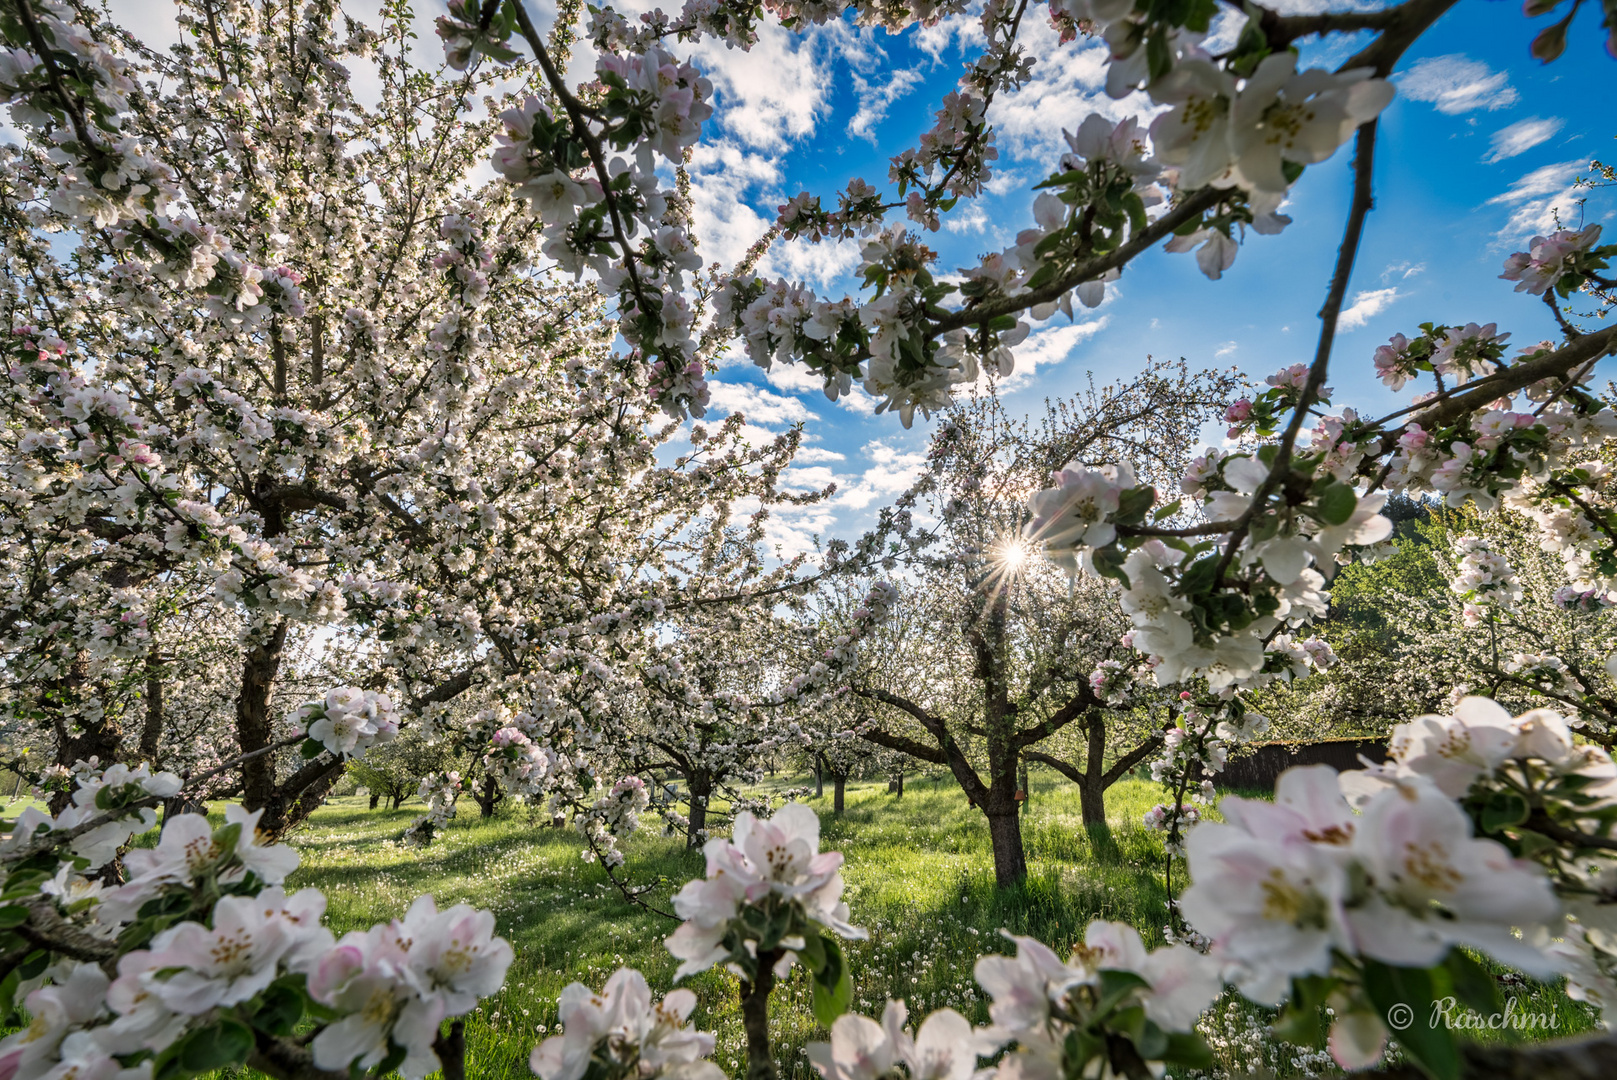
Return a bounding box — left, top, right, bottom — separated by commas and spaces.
369, 792, 380, 809
473, 774, 502, 818
832, 773, 846, 814
687, 772, 711, 847
739, 955, 780, 1080
138, 644, 162, 762
813, 757, 823, 799
986, 808, 1028, 887
1080, 715, 1107, 827
894, 771, 903, 798
237, 619, 290, 818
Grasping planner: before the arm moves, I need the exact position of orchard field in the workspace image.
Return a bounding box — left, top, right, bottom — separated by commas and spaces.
8, 0, 1617, 1077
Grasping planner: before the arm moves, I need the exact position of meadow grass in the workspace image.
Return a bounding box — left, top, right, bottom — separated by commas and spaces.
216, 768, 1596, 1080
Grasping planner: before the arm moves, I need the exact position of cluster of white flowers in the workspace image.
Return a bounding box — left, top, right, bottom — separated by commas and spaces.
1451, 534, 1524, 621
1183, 758, 1559, 1068
1, 764, 512, 1080
295, 687, 401, 759
403, 771, 462, 847
530, 967, 723, 1080
483, 723, 562, 799
1087, 659, 1132, 705
665, 803, 864, 981
1504, 651, 1585, 696
4, 759, 180, 868
577, 776, 652, 868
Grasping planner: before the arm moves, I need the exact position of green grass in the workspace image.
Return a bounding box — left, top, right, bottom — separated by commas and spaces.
273, 774, 1177, 1079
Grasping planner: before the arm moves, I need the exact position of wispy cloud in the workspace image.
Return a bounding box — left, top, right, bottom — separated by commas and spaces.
707, 382, 814, 426
849, 68, 925, 141
1382, 261, 1425, 282
1398, 55, 1518, 114
1485, 116, 1565, 163
1488, 160, 1587, 240
991, 319, 1109, 393
838, 440, 928, 509
1339, 287, 1401, 330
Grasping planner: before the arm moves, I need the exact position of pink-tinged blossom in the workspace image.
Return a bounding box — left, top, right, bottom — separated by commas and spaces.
530, 968, 722, 1080
1500, 224, 1602, 294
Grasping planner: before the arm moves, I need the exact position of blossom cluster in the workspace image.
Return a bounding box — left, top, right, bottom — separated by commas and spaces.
404, 771, 463, 847
295, 687, 402, 759
665, 803, 865, 982
1, 767, 512, 1080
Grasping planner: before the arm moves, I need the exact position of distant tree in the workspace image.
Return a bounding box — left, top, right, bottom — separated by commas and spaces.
844, 368, 1237, 885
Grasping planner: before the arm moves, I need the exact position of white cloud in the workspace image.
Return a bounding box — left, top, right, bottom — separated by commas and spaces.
1338, 287, 1401, 330
764, 365, 831, 394
944, 205, 990, 234
988, 22, 1160, 161
850, 69, 926, 141
1214, 341, 1239, 358
1487, 160, 1587, 240
707, 382, 815, 425
1484, 117, 1565, 163
1382, 261, 1425, 282
692, 23, 831, 151
993, 319, 1108, 392
766, 235, 865, 285
1397, 55, 1518, 115
838, 440, 927, 509
793, 446, 847, 463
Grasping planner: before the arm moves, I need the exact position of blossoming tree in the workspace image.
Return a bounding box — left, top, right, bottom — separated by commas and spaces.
843, 374, 1237, 882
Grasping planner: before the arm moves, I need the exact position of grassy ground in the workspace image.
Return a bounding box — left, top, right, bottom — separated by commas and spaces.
231, 770, 1594, 1080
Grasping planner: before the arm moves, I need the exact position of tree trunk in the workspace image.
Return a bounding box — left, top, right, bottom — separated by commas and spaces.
1080, 715, 1108, 827
473, 775, 501, 817
369, 792, 380, 809
1018, 757, 1030, 816
391, 793, 403, 810
138, 644, 162, 762
895, 771, 903, 798
738, 954, 780, 1080
236, 619, 289, 818
47, 651, 121, 813
687, 773, 711, 847
833, 773, 846, 814
1079, 782, 1107, 826
986, 809, 1028, 887
813, 758, 823, 799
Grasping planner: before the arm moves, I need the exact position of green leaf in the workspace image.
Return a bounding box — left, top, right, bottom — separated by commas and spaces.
1094, 968, 1152, 1015
250, 977, 308, 1036
1479, 790, 1529, 833
1272, 974, 1336, 1048
0, 967, 19, 1023
1441, 949, 1501, 1018
1114, 485, 1157, 525
300, 737, 327, 759
1316, 483, 1357, 527
1362, 960, 1459, 1080
798, 931, 828, 976
1158, 1031, 1214, 1068
811, 937, 853, 1027
1091, 545, 1130, 588
0, 906, 27, 929
172, 1018, 254, 1074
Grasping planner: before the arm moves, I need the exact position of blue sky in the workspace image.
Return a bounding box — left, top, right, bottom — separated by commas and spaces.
663, 0, 1617, 557
39, 0, 1617, 557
